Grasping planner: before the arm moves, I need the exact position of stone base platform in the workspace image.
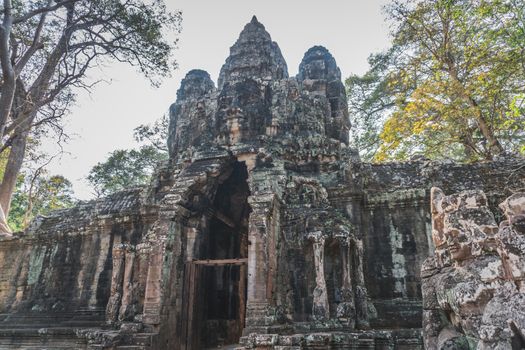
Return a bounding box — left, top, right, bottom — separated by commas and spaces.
238, 329, 423, 349
0, 325, 423, 350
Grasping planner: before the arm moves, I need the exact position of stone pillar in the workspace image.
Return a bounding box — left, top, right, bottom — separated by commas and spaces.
106, 244, 126, 324
142, 242, 163, 325
245, 197, 273, 327
336, 236, 355, 328
244, 165, 286, 330
142, 204, 188, 327
353, 239, 370, 329
308, 231, 329, 321
430, 187, 449, 267
118, 246, 136, 321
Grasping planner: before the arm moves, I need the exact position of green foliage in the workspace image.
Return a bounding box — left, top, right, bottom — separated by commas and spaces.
133, 113, 169, 152
0, 0, 182, 232
8, 173, 76, 231
346, 51, 398, 161
348, 0, 525, 162
87, 145, 167, 197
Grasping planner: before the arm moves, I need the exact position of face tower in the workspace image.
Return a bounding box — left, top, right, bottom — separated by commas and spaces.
162, 16, 367, 348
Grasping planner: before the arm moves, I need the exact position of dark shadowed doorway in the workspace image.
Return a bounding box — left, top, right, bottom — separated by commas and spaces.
179, 161, 250, 350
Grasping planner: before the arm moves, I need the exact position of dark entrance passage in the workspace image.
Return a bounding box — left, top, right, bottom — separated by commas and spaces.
179, 161, 250, 350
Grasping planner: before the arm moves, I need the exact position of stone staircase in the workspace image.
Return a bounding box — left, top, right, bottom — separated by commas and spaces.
0, 309, 105, 349
0, 307, 161, 350
0, 327, 87, 349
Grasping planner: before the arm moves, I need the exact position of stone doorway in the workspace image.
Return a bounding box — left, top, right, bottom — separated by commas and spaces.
178, 160, 251, 350
179, 259, 247, 350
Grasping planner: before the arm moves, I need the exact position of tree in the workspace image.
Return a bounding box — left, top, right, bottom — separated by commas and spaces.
87, 114, 169, 196
1, 148, 76, 232
0, 0, 181, 234
349, 0, 525, 162
9, 173, 75, 231
87, 145, 167, 197
346, 51, 397, 161
132, 112, 168, 153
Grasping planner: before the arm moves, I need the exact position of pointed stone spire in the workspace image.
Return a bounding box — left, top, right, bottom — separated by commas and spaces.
218, 16, 288, 88
298, 46, 341, 82
298, 46, 350, 144
175, 69, 215, 102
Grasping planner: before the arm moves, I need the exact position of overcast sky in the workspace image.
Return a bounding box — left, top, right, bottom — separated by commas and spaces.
42, 0, 392, 200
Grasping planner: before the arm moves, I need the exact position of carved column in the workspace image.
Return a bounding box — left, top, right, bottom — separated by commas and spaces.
336, 236, 355, 328
353, 239, 370, 329
244, 164, 286, 329
118, 245, 136, 321
308, 231, 329, 321
245, 197, 273, 327
106, 244, 126, 324
143, 202, 192, 327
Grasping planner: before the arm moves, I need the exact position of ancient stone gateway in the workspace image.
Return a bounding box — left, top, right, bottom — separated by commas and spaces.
1, 16, 525, 350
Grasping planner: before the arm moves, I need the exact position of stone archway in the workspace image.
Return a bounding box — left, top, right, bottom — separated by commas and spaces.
178, 160, 251, 350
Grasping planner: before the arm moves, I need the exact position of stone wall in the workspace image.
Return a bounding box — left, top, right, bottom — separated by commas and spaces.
0, 189, 156, 348
355, 157, 525, 328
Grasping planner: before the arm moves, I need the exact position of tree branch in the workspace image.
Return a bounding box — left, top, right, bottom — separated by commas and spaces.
12, 0, 79, 24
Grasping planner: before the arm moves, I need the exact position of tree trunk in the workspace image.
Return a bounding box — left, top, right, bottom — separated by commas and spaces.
0, 128, 29, 218
0, 205, 11, 236
459, 133, 480, 160
0, 0, 16, 140
474, 111, 505, 159
446, 63, 505, 160
0, 106, 33, 233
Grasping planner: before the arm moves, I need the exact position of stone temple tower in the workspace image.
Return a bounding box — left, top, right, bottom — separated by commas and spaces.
1, 16, 524, 350
163, 16, 367, 347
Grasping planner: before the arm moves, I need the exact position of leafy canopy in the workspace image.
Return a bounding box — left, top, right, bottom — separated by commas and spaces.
347, 0, 525, 162
87, 114, 169, 196
87, 145, 167, 197
9, 173, 75, 231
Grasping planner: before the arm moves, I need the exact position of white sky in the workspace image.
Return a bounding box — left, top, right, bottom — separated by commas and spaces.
43, 0, 392, 200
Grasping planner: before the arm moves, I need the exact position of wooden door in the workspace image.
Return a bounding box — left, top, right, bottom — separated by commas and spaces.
178, 259, 247, 350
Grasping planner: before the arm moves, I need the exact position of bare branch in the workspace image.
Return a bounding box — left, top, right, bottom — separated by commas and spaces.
14, 0, 52, 75
12, 0, 79, 24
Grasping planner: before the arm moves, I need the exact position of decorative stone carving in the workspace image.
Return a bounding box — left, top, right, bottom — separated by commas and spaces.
335, 235, 356, 326
106, 244, 127, 324
307, 230, 330, 321
422, 188, 525, 349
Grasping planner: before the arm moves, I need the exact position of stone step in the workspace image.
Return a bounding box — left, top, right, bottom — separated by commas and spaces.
0, 312, 105, 329
0, 345, 82, 349
119, 332, 155, 346
62, 320, 104, 327
0, 336, 85, 349
131, 333, 155, 346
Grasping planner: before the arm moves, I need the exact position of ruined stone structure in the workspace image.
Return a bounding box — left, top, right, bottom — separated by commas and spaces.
422, 189, 525, 349
1, 17, 525, 350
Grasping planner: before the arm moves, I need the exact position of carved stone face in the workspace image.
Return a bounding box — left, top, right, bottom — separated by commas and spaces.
499, 193, 525, 220
437, 190, 499, 263
216, 79, 270, 144
444, 227, 472, 261
443, 208, 498, 262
